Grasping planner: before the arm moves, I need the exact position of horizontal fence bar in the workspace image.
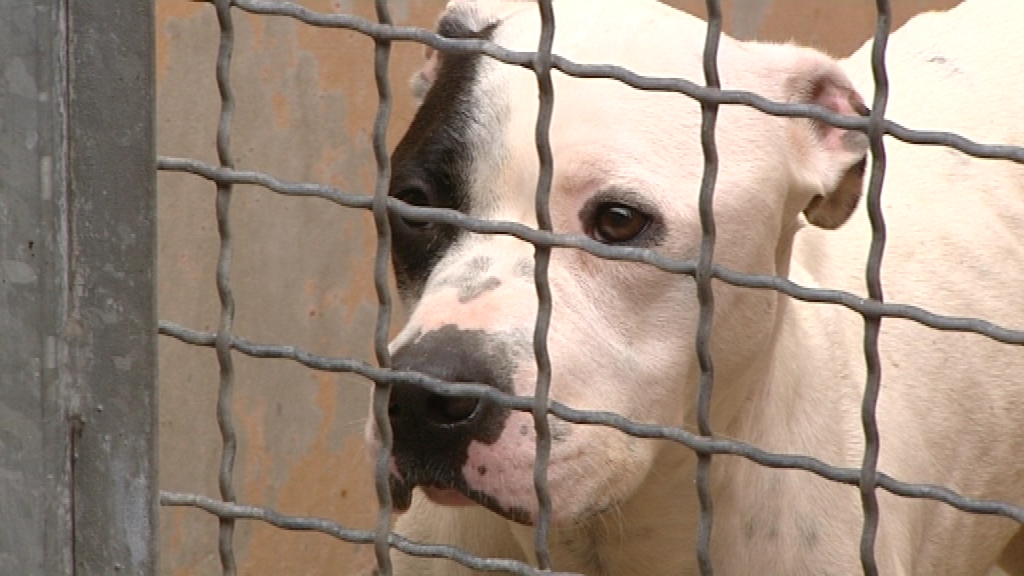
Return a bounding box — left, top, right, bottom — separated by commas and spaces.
159, 492, 565, 575
157, 157, 1024, 346
157, 321, 1024, 526
200, 0, 1024, 164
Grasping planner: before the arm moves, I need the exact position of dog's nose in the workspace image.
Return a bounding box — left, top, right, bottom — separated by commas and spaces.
386, 325, 514, 465
387, 377, 480, 427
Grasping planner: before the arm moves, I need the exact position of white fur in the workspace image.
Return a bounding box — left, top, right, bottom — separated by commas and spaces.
375, 0, 1024, 573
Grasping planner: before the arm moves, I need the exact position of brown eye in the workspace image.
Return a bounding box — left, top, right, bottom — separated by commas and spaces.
590, 202, 650, 244
392, 187, 433, 229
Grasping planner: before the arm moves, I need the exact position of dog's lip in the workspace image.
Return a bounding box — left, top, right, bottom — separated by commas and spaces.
388, 473, 477, 511
421, 485, 476, 507
388, 470, 532, 525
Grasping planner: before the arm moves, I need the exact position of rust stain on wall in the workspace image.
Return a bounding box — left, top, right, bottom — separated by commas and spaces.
297, 0, 377, 95
155, 1, 206, 84
272, 91, 291, 128
311, 144, 352, 188
237, 373, 377, 575
165, 506, 219, 576
235, 392, 272, 493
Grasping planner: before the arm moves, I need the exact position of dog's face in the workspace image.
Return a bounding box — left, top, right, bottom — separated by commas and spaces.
366, 0, 867, 527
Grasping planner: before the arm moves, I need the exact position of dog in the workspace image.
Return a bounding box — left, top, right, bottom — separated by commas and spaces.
364, 0, 1024, 573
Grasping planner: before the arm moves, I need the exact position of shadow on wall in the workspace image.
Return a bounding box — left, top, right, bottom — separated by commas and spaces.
155, 1, 959, 574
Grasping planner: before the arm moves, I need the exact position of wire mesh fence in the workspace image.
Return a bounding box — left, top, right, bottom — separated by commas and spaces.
157, 1, 1024, 575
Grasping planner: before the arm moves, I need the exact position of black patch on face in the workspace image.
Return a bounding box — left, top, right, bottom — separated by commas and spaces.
388, 19, 499, 300
388, 325, 529, 519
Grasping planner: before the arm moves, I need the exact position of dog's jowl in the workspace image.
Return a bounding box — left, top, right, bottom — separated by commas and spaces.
365, 1, 1024, 574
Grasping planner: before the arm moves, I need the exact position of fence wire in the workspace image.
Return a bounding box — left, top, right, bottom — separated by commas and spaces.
369, 0, 397, 573
857, 4, 892, 573
211, 0, 239, 573
158, 1, 1024, 575
694, 2, 722, 572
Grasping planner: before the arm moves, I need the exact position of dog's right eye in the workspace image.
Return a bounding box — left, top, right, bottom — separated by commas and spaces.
392, 187, 434, 230
589, 202, 651, 244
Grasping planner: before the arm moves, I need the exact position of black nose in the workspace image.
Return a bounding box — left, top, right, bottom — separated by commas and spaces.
387, 383, 480, 427
386, 325, 516, 473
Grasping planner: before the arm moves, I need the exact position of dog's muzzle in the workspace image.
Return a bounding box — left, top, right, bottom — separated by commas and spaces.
383, 325, 517, 513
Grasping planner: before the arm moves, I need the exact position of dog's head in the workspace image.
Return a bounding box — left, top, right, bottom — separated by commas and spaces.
366, 0, 868, 527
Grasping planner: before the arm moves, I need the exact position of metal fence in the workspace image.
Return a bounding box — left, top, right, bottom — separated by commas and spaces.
155, 1, 1024, 575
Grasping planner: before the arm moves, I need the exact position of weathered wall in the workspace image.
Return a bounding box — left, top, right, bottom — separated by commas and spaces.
155, 1, 959, 574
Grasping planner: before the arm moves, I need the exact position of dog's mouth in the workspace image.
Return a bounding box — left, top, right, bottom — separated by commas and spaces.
388, 472, 532, 525
421, 486, 477, 507
388, 475, 472, 510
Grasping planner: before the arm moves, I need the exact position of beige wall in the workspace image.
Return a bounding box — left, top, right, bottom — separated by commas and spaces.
155, 1, 959, 574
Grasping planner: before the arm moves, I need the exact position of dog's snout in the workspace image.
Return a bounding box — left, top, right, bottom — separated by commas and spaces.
387, 325, 516, 476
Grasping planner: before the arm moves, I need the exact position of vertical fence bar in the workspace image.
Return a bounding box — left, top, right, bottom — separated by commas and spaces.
531, 0, 557, 570
66, 3, 158, 571
695, 1, 723, 574
0, 0, 157, 573
859, 1, 892, 574
370, 0, 396, 574
211, 0, 239, 573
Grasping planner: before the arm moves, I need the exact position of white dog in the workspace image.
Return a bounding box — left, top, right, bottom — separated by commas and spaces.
365, 0, 1024, 573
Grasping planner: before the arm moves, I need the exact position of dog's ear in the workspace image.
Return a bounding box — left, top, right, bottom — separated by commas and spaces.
410, 43, 442, 102
410, 0, 537, 103
786, 54, 870, 230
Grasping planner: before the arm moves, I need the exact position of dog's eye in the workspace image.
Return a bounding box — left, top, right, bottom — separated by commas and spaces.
590, 202, 651, 244
392, 187, 434, 230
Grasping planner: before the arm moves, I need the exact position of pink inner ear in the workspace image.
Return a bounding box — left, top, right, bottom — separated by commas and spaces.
411, 45, 442, 100
421, 44, 440, 83
812, 74, 867, 116
809, 74, 868, 152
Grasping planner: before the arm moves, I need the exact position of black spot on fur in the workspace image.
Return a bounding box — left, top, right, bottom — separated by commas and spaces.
458, 276, 502, 303
551, 421, 572, 443
513, 257, 534, 279
432, 257, 503, 303
465, 254, 492, 273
